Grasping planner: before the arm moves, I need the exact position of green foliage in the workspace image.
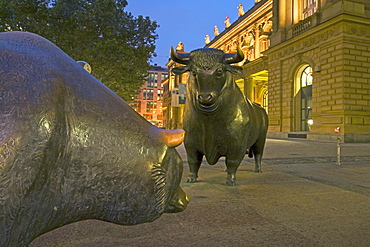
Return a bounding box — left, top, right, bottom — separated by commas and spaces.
0, 0, 158, 101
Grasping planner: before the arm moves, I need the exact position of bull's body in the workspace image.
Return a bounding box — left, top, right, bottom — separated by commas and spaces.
171, 47, 268, 185
0, 32, 188, 246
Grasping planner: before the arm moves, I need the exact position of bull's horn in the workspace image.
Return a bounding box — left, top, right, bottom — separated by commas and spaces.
160, 128, 185, 147
225, 46, 244, 64
170, 46, 190, 65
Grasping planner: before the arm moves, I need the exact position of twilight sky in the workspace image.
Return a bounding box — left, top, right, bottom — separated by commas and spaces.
126, 0, 255, 67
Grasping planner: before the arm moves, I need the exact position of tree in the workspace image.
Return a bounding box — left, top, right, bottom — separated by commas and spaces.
0, 0, 158, 101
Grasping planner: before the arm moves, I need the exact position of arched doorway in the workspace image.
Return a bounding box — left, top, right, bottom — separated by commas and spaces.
294, 65, 313, 131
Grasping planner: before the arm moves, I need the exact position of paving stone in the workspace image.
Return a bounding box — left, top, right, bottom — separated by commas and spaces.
30, 138, 370, 247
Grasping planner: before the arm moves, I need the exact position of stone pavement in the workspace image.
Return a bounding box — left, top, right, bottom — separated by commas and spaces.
30, 138, 370, 247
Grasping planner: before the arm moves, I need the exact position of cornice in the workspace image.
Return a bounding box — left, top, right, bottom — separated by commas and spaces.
207, 0, 273, 49
265, 14, 370, 61
238, 56, 268, 78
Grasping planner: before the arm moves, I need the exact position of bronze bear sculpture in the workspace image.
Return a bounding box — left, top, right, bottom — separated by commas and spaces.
0, 31, 189, 246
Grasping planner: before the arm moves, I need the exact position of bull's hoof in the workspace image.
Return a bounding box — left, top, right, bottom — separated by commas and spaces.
254, 169, 262, 173
226, 180, 236, 186
187, 176, 198, 183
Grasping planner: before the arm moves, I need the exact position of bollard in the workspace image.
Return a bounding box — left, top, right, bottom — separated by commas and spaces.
336, 137, 341, 166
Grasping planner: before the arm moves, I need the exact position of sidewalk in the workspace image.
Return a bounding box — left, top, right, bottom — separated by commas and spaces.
30, 138, 370, 247
175, 138, 370, 163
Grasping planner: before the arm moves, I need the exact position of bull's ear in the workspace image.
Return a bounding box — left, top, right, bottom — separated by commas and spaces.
172, 66, 189, 75
227, 65, 243, 74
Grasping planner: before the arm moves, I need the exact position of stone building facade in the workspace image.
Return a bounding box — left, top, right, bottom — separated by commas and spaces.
163, 0, 370, 142
207, 0, 272, 112
205, 0, 370, 142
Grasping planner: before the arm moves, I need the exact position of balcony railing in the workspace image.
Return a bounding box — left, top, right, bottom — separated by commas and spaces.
291, 16, 312, 37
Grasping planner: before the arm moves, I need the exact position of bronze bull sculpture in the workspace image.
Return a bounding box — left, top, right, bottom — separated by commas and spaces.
0, 31, 189, 246
171, 46, 268, 186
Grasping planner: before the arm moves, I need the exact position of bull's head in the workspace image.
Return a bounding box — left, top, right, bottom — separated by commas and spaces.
170, 47, 244, 114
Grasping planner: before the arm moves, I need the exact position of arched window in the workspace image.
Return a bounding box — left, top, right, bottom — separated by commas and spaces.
301, 66, 313, 87
300, 66, 313, 131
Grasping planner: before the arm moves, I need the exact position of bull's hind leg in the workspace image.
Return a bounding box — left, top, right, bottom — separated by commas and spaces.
187, 150, 203, 183
250, 138, 266, 173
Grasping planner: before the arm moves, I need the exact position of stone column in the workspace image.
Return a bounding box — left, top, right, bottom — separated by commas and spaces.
245, 77, 254, 101
255, 25, 260, 58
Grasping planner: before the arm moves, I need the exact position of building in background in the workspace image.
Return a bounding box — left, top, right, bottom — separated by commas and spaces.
131, 65, 168, 127
165, 0, 370, 142
162, 43, 187, 129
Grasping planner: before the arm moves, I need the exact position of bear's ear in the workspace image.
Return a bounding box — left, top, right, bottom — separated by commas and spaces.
226, 65, 243, 74
172, 66, 189, 75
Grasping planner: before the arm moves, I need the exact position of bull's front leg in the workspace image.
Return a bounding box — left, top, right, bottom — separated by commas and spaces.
187, 150, 203, 183
225, 158, 241, 186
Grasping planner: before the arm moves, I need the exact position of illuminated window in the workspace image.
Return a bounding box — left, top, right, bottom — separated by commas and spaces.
148, 73, 158, 87
148, 81, 157, 88
300, 66, 313, 131
143, 114, 152, 120
143, 89, 154, 100
157, 89, 163, 101
131, 101, 141, 112
303, 0, 316, 19
146, 101, 157, 113
161, 73, 168, 81
301, 66, 313, 87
